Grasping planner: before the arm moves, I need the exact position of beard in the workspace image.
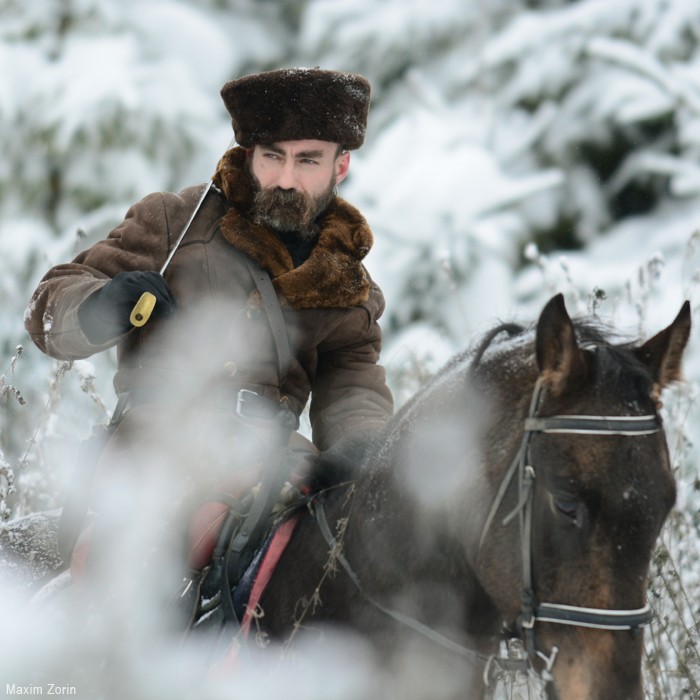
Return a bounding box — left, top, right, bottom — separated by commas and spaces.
250, 173, 337, 241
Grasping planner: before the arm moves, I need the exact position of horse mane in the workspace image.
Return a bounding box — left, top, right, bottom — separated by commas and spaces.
468, 314, 654, 396
470, 322, 527, 369
315, 312, 652, 487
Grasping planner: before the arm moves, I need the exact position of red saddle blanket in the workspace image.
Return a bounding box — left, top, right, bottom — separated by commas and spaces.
231, 512, 300, 637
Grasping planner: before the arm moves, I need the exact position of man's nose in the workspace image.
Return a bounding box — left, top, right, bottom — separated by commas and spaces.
275, 161, 297, 190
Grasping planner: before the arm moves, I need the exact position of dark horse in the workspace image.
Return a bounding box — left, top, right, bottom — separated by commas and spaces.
18, 294, 691, 699
238, 294, 690, 700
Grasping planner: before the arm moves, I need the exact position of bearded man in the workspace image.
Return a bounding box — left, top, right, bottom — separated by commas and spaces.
24, 68, 394, 582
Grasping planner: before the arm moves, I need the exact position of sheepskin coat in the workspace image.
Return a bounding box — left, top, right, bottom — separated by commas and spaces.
25, 147, 393, 451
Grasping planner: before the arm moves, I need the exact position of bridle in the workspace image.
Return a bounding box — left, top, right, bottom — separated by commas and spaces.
479, 377, 659, 676
309, 377, 660, 688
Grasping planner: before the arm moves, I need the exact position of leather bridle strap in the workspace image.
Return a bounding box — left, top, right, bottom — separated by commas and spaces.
532, 602, 652, 630
514, 384, 660, 644
525, 415, 659, 436
477, 377, 660, 659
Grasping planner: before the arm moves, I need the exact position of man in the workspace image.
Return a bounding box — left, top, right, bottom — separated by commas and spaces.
24, 68, 394, 579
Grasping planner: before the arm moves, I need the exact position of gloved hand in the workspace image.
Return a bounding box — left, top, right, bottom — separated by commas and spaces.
315, 432, 378, 488
78, 271, 177, 344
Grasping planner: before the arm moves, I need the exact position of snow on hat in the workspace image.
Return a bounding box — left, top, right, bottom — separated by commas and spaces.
220, 67, 371, 150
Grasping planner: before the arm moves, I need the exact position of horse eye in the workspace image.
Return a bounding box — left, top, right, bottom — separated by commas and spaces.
551, 496, 580, 524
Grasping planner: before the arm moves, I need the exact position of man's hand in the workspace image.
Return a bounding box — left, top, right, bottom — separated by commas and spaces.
78, 271, 177, 344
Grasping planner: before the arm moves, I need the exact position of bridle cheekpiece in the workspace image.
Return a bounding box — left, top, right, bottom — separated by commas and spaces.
480, 378, 659, 680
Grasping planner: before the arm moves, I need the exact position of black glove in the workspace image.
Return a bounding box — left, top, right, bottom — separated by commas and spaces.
78, 271, 177, 344
315, 432, 377, 488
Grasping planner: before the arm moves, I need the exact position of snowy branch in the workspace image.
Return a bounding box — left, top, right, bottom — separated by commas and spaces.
585, 36, 700, 117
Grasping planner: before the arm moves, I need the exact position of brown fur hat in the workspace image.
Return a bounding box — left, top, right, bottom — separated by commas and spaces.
220, 67, 371, 150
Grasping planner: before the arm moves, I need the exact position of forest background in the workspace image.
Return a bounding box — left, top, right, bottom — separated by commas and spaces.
0, 1, 699, 697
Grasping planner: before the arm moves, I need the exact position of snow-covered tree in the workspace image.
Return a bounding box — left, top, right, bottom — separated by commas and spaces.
0, 0, 294, 511
295, 0, 700, 343
1, 1, 699, 696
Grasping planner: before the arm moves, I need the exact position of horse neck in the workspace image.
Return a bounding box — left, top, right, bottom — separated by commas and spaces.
339, 440, 502, 638
346, 400, 494, 595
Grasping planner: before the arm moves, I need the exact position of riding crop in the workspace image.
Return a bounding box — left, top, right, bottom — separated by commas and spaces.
129, 137, 236, 327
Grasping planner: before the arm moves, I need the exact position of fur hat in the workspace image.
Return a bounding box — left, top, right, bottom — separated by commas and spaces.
220, 67, 371, 150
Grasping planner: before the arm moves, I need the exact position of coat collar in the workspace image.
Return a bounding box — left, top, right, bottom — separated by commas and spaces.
212, 147, 373, 310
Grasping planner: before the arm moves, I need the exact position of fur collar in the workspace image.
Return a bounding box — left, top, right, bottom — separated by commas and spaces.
212, 147, 373, 310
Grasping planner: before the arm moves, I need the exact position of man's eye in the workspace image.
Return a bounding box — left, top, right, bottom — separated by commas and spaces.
300, 159, 319, 165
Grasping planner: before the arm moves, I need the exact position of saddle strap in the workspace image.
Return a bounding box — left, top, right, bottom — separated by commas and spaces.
218, 405, 299, 625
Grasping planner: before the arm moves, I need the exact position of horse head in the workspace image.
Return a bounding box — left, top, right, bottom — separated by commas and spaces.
475, 294, 691, 699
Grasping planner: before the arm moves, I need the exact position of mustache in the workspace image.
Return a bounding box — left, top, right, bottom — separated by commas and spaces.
252, 187, 316, 231
251, 179, 337, 235
256, 187, 314, 215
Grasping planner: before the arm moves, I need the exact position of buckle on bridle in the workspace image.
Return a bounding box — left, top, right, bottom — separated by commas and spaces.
520, 613, 536, 630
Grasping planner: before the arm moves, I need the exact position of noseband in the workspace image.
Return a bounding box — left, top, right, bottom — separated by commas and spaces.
479, 378, 658, 673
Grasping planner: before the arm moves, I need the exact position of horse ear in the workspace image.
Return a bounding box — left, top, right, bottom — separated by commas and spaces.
535, 293, 587, 394
635, 301, 692, 396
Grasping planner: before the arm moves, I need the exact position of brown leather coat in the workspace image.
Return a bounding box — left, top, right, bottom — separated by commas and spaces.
25, 147, 393, 451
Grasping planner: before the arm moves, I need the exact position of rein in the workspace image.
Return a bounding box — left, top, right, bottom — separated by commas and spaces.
309, 488, 533, 681
309, 493, 492, 664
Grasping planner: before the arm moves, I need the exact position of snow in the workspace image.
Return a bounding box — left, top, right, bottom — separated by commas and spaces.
1, 0, 700, 697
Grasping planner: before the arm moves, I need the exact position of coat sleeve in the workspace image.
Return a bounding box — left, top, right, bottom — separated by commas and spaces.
309, 281, 394, 452
24, 190, 193, 361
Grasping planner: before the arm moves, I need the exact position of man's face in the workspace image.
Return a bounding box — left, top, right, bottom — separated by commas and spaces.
249, 139, 350, 234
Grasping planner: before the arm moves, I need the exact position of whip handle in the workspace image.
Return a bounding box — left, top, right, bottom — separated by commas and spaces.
130, 291, 157, 327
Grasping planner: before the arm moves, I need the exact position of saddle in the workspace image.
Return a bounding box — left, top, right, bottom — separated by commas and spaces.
180, 490, 304, 633
178, 428, 316, 631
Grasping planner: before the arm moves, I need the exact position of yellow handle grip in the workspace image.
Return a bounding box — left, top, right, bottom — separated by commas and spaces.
130, 291, 157, 327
